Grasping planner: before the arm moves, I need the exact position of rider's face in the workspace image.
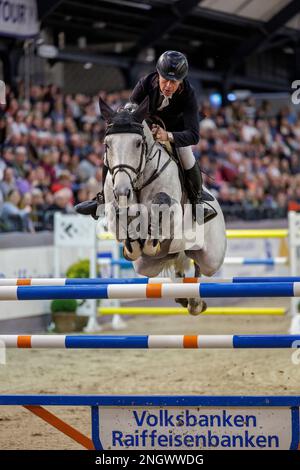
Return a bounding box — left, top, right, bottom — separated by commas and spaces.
158, 75, 181, 97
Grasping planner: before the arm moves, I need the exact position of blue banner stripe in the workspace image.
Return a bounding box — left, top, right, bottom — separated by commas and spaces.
0, 395, 300, 407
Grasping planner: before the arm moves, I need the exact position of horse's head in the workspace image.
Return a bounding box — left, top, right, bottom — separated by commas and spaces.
100, 96, 149, 204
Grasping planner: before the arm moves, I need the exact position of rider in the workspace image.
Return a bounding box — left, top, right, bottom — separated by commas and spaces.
75, 50, 216, 223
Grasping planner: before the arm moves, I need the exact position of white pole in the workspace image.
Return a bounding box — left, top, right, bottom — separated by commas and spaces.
84, 226, 101, 332
289, 211, 300, 333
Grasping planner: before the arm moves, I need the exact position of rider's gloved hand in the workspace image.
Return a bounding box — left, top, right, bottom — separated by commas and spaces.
151, 124, 168, 142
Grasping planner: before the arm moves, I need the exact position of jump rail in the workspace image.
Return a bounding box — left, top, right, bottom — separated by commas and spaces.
0, 282, 299, 300
1, 334, 300, 348
0, 276, 299, 286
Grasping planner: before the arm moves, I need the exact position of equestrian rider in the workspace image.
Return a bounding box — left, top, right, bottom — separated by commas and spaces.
75, 50, 216, 223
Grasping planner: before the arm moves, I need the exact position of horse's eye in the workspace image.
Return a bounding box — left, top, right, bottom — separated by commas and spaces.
105, 143, 110, 150
136, 141, 142, 148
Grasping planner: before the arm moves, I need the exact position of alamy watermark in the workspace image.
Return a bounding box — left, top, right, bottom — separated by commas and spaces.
97, 199, 206, 249
0, 340, 6, 365
291, 80, 300, 105
291, 340, 300, 365
0, 81, 5, 105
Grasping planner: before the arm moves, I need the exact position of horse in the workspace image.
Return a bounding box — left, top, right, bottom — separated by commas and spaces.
99, 96, 227, 315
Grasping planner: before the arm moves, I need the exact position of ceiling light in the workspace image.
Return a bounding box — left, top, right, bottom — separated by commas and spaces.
283, 47, 294, 55
190, 40, 202, 47
114, 42, 123, 53
93, 21, 106, 29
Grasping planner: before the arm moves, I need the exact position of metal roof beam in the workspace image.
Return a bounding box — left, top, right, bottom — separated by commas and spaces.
45, 19, 137, 41
129, 0, 202, 56
228, 0, 300, 75
64, 0, 147, 22
37, 0, 63, 21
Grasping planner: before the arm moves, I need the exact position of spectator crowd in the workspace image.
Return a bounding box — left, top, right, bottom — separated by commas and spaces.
0, 82, 299, 232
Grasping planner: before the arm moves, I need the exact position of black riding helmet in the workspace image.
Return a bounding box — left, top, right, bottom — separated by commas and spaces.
156, 51, 188, 81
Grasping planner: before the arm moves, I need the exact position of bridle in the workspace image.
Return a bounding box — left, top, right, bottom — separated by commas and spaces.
105, 121, 149, 192
104, 114, 172, 193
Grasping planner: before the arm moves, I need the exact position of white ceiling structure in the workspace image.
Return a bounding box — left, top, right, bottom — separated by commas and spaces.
200, 0, 300, 29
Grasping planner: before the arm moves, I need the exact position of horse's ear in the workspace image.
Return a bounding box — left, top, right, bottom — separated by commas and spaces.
132, 97, 149, 123
99, 97, 115, 122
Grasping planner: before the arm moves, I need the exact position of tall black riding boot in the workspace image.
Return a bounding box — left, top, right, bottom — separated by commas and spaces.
75, 165, 108, 220
184, 162, 217, 224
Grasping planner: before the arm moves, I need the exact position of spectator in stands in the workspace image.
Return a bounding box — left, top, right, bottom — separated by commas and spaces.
0, 167, 15, 198
46, 188, 74, 215
76, 151, 100, 182
43, 188, 74, 230
0, 80, 298, 232
30, 188, 47, 231
13, 146, 27, 178
1, 189, 33, 232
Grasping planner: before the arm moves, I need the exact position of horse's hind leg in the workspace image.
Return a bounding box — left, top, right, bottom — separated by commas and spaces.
174, 269, 188, 308
174, 260, 207, 314
185, 209, 226, 315
174, 254, 188, 308
186, 262, 207, 316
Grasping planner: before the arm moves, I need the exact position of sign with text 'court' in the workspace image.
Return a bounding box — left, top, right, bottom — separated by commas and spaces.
0, 0, 39, 38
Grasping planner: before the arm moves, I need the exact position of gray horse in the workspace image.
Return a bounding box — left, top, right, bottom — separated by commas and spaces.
99, 97, 226, 315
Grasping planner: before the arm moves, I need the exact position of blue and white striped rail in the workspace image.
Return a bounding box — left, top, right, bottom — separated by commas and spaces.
1, 276, 300, 286
98, 257, 288, 268
0, 282, 299, 300
224, 257, 287, 266
1, 334, 300, 348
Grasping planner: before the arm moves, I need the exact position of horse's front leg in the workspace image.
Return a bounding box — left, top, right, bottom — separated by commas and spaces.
123, 239, 143, 261
116, 209, 144, 261
141, 192, 173, 257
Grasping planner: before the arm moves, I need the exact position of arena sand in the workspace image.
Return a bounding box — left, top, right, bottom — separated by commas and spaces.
0, 298, 299, 449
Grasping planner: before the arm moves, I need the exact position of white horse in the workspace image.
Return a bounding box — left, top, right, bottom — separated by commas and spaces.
99, 97, 227, 315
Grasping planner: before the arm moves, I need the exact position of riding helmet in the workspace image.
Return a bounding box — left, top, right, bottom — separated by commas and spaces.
156, 51, 188, 81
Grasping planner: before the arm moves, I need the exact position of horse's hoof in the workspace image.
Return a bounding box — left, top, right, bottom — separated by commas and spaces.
123, 240, 142, 261
142, 239, 161, 257
188, 300, 207, 316
175, 298, 188, 308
